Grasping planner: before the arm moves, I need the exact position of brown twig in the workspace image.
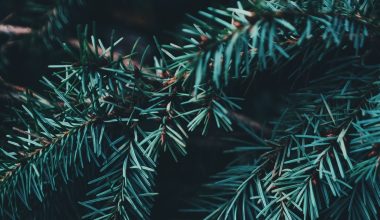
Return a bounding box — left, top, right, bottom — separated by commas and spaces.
0, 76, 28, 92
229, 111, 272, 136
12, 127, 51, 146
0, 24, 32, 36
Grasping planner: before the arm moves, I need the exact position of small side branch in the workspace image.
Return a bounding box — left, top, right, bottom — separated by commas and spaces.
229, 111, 272, 136
0, 24, 32, 36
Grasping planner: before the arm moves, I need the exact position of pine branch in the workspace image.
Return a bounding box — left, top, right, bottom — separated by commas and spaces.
260, 60, 380, 220
0, 35, 152, 217
2, 1, 380, 219
80, 136, 157, 220
186, 55, 380, 219
160, 0, 378, 91
0, 30, 242, 218
325, 81, 380, 219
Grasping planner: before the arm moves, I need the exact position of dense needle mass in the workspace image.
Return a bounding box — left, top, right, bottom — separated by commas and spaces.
0, 0, 380, 219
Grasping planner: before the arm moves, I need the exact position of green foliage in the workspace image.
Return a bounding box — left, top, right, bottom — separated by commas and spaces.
161, 0, 374, 90
1, 0, 380, 219
189, 58, 380, 219
80, 137, 157, 219
0, 22, 238, 218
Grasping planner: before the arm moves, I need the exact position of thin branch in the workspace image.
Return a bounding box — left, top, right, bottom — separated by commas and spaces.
0, 24, 32, 36
0, 13, 15, 23
229, 111, 271, 136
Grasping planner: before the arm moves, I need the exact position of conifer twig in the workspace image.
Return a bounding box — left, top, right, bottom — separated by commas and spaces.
229, 111, 271, 136
0, 24, 32, 36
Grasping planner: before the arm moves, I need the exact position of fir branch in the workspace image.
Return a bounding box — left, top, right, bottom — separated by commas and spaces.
0, 25, 32, 36
186, 56, 380, 219
80, 135, 157, 220
325, 81, 380, 219
0, 36, 152, 217
0, 32, 242, 218
161, 0, 379, 90
261, 62, 380, 220
2, 1, 380, 219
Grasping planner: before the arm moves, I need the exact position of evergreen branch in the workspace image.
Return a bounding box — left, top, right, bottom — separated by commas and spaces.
161, 0, 378, 90
80, 135, 157, 220
182, 85, 241, 135
0, 35, 151, 217
0, 32, 242, 218
185, 143, 286, 219
260, 61, 380, 220
0, 104, 111, 218
2, 0, 380, 218
326, 80, 380, 219
187, 56, 380, 219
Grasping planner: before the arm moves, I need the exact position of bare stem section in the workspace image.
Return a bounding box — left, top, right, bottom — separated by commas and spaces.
0, 25, 32, 36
